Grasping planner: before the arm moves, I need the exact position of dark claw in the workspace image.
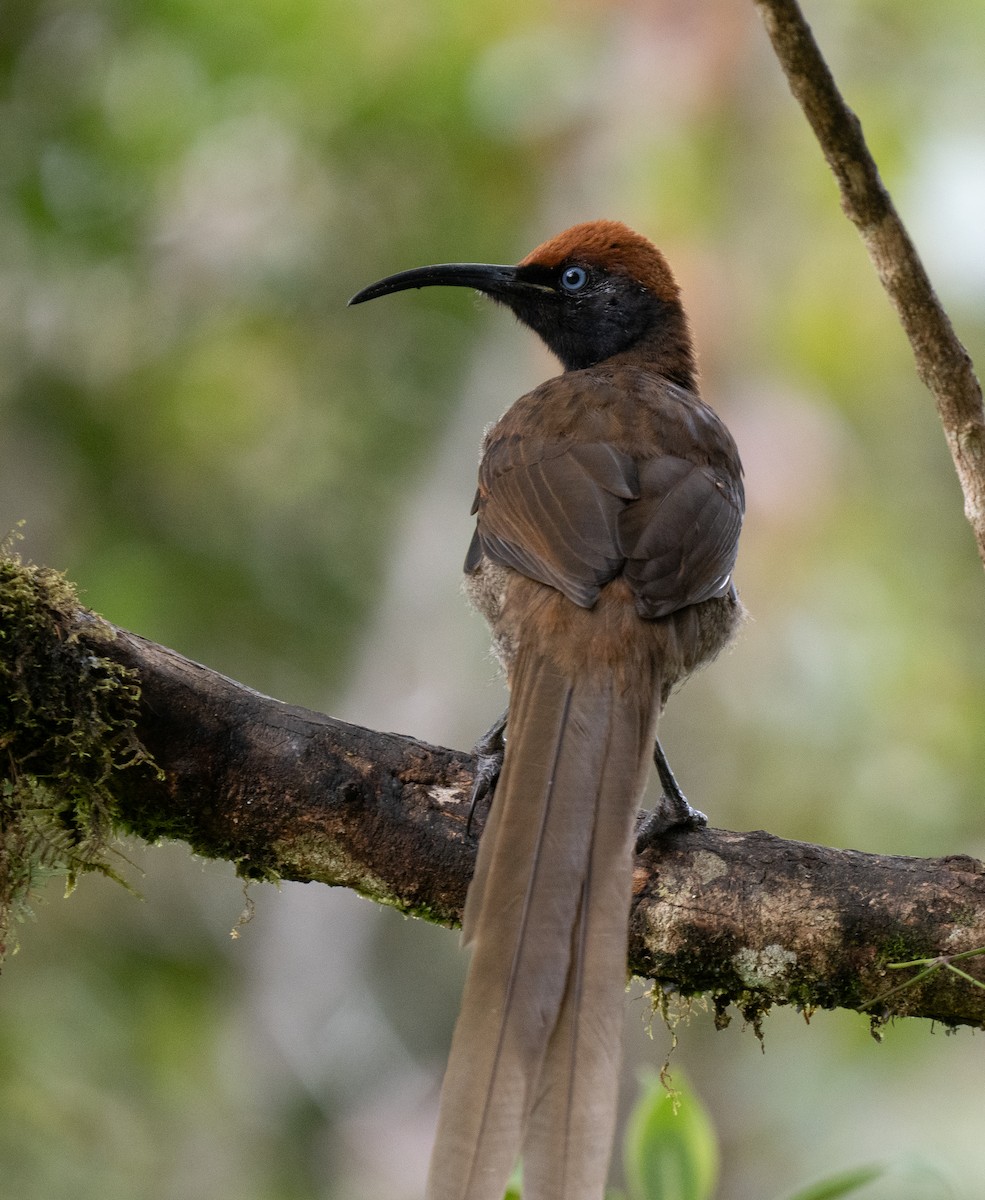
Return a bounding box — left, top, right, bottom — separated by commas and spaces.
635, 736, 707, 854
467, 709, 507, 837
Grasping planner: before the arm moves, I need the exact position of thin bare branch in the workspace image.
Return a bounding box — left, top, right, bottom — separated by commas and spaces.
753, 0, 985, 567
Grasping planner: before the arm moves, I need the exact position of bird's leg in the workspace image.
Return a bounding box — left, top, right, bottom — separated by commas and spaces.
466, 709, 508, 837
635, 736, 707, 852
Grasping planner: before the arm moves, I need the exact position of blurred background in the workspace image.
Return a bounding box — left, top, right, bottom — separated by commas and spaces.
2, 0, 984, 1196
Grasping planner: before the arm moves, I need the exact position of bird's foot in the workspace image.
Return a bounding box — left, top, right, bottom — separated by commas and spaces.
466, 710, 507, 836
635, 796, 708, 853
635, 736, 708, 853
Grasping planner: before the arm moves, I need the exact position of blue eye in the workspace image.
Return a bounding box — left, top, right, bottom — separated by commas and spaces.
560, 265, 588, 292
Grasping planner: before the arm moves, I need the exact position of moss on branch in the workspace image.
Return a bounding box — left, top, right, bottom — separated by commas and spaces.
0, 547, 153, 959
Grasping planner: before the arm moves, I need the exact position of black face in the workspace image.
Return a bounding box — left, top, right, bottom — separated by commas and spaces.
507, 261, 669, 371
349, 258, 673, 372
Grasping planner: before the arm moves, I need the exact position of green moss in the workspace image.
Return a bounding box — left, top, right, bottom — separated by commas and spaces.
948, 906, 979, 929
402, 899, 457, 927
0, 544, 153, 962
877, 934, 919, 967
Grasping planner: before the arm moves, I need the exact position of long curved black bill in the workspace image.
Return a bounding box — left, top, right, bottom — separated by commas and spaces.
348, 262, 529, 306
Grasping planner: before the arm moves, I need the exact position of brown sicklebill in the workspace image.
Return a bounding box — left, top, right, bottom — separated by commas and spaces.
349, 221, 745, 1200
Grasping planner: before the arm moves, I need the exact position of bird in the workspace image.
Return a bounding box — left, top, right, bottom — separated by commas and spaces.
349, 220, 744, 1200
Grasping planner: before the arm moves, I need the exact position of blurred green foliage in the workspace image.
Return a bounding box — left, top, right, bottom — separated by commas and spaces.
2, 0, 985, 1197
613, 1077, 950, 1200
1, 0, 550, 699
615, 1075, 887, 1200
783, 1165, 886, 1200
622, 1074, 720, 1200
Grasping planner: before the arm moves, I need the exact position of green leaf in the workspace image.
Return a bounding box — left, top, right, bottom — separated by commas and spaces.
782, 1164, 886, 1200
504, 1163, 523, 1200
624, 1073, 719, 1200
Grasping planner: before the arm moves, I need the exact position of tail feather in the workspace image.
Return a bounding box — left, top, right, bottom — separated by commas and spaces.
425, 645, 657, 1200
521, 685, 653, 1200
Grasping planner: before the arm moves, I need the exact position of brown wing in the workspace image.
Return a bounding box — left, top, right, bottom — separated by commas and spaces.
465, 417, 742, 618
465, 436, 639, 609
616, 456, 743, 618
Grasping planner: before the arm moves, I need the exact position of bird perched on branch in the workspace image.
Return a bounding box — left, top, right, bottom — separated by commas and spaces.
350, 220, 744, 1200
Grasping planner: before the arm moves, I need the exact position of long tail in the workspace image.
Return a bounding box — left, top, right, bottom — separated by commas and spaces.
425, 644, 659, 1200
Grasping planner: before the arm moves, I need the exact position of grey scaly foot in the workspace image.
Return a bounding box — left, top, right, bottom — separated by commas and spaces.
635, 736, 707, 853
466, 709, 507, 837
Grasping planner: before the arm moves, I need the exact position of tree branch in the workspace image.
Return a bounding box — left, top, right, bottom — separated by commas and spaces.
2, 557, 983, 1030
59, 616, 985, 1032
753, 0, 985, 567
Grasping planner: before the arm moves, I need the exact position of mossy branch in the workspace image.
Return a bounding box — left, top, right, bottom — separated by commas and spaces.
2, 551, 984, 1031
0, 548, 149, 956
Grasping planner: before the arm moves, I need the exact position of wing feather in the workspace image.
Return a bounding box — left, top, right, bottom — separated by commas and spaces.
466, 391, 743, 619
618, 456, 743, 618
468, 437, 639, 608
